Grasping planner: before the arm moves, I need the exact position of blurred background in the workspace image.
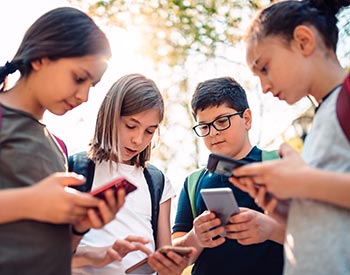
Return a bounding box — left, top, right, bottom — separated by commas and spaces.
1, 0, 349, 204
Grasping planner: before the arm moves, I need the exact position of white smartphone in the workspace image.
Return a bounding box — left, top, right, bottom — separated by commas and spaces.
200, 187, 240, 225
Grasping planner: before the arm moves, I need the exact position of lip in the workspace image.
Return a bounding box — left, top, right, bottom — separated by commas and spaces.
274, 91, 283, 100
125, 147, 138, 156
64, 101, 76, 110
211, 140, 224, 146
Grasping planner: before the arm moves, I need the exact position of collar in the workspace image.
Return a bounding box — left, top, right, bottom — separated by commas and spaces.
242, 146, 261, 162
315, 84, 342, 113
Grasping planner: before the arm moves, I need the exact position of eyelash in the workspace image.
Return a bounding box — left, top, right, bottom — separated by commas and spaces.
126, 124, 155, 135
74, 74, 87, 84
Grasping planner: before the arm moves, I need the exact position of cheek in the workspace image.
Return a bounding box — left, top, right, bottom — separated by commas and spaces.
203, 137, 212, 150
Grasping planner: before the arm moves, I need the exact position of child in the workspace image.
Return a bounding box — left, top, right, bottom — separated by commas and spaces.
172, 76, 284, 275
71, 74, 195, 275
0, 7, 124, 275
231, 1, 350, 274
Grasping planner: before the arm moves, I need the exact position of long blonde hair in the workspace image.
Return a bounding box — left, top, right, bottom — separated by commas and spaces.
89, 74, 164, 167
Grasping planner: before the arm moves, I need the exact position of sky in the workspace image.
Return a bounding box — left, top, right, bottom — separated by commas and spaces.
0, 0, 313, 191
6, 0, 350, 201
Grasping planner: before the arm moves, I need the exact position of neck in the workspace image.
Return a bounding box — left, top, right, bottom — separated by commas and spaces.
0, 80, 44, 120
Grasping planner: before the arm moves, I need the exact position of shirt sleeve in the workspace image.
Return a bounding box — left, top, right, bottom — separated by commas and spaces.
160, 174, 176, 204
172, 178, 194, 233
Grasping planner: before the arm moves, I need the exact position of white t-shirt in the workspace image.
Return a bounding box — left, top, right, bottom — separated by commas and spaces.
284, 87, 350, 275
73, 161, 176, 275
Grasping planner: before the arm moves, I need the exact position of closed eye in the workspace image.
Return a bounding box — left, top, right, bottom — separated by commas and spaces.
75, 76, 87, 84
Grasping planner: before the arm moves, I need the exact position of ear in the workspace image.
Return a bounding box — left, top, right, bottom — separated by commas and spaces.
30, 58, 49, 71
243, 109, 252, 130
293, 25, 316, 56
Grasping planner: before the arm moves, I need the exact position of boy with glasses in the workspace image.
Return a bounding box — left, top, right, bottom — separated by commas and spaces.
172, 77, 284, 275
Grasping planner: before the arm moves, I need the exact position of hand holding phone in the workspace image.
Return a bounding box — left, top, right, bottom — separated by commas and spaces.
125, 246, 192, 274
207, 153, 249, 177
200, 187, 239, 226
90, 177, 137, 200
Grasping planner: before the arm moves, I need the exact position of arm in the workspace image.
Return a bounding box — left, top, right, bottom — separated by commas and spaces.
71, 187, 126, 250
172, 211, 225, 262
72, 236, 151, 268
0, 173, 99, 224
232, 143, 350, 208
148, 199, 195, 275
225, 207, 285, 245
171, 184, 224, 262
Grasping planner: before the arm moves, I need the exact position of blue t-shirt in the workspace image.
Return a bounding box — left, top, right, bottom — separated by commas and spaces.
173, 146, 284, 275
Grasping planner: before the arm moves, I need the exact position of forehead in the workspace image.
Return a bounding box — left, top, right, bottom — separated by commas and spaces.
123, 108, 161, 126
246, 36, 285, 71
196, 104, 237, 122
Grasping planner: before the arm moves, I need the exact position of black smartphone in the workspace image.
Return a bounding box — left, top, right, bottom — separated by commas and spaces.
200, 187, 240, 226
125, 246, 192, 274
206, 153, 249, 177
90, 177, 137, 200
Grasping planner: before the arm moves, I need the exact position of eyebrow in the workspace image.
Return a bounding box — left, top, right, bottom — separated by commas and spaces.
251, 56, 260, 71
128, 117, 159, 128
198, 112, 233, 124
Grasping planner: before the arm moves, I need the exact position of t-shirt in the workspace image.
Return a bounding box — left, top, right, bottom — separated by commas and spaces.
0, 104, 71, 275
284, 87, 350, 275
72, 161, 176, 275
173, 146, 284, 275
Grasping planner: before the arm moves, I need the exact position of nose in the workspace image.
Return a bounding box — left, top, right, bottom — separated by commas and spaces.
208, 123, 220, 137
132, 131, 144, 146
75, 85, 90, 103
260, 77, 272, 94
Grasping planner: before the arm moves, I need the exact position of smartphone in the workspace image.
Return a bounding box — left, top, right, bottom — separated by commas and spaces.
125, 246, 192, 274
90, 177, 137, 200
200, 187, 239, 226
206, 153, 249, 177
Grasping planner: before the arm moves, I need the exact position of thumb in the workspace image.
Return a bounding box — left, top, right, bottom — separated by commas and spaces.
54, 172, 86, 186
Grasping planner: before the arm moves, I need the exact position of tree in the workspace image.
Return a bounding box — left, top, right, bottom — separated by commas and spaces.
67, 0, 349, 181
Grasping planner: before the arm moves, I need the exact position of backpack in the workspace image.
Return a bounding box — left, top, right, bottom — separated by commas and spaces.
336, 73, 350, 142
187, 150, 280, 218
68, 151, 165, 243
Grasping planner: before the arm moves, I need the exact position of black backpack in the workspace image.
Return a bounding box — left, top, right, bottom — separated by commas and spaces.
68, 151, 165, 243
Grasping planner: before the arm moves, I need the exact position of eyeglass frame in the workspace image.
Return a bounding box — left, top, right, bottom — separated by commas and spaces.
192, 111, 244, 137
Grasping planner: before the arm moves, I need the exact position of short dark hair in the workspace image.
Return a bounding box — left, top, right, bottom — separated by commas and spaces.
191, 76, 249, 120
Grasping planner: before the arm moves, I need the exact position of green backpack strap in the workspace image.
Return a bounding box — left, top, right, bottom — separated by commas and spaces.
187, 150, 278, 219
187, 167, 206, 218
262, 149, 280, 161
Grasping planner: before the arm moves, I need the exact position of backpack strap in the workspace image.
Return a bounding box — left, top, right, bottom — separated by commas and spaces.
68, 151, 95, 192
336, 74, 350, 143
52, 134, 68, 158
261, 149, 280, 161
143, 163, 165, 244
187, 167, 206, 219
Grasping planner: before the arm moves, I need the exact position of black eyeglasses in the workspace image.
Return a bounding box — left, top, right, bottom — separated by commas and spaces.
192, 111, 244, 137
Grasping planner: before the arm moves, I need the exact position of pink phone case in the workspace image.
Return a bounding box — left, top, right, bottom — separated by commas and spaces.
90, 177, 137, 200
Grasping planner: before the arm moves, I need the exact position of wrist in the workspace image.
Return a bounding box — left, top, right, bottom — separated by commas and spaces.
72, 225, 90, 236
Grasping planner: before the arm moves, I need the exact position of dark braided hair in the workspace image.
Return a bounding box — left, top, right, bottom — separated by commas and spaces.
0, 7, 111, 92
246, 0, 350, 51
